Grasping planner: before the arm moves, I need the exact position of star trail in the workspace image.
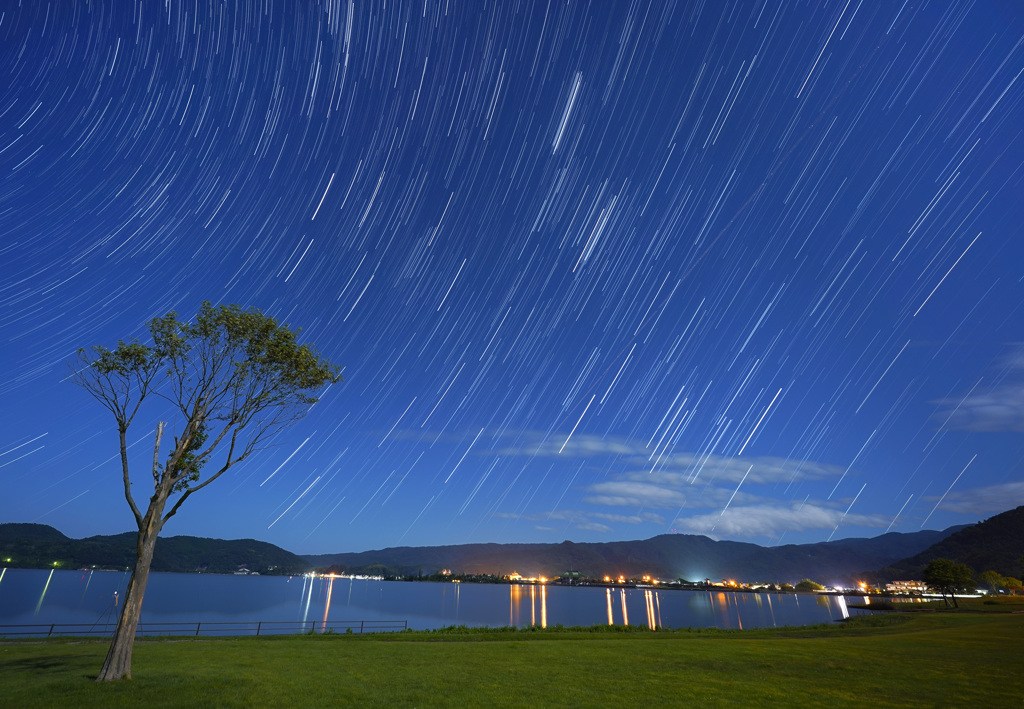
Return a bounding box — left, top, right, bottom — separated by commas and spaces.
2, 1, 1023, 555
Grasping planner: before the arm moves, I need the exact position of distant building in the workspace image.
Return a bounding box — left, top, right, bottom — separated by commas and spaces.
886, 580, 927, 594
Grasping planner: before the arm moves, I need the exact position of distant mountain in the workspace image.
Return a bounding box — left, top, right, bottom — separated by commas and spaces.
6, 512, 1000, 584
304, 527, 960, 584
0, 523, 310, 575
873, 505, 1024, 581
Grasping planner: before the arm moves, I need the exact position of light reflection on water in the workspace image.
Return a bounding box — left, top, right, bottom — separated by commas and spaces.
79, 569, 94, 603
835, 594, 850, 619
530, 585, 536, 626
321, 576, 335, 632
34, 569, 54, 615
643, 590, 655, 629
0, 569, 862, 632
301, 574, 314, 623
509, 583, 548, 628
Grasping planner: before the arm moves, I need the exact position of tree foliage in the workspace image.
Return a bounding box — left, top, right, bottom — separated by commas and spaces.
981, 570, 1023, 596
794, 579, 824, 592
73, 302, 341, 525
922, 558, 974, 608
72, 302, 341, 680
979, 570, 1007, 593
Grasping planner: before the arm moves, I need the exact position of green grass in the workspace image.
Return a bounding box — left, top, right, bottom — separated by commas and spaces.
1, 612, 1020, 707
883, 595, 1024, 612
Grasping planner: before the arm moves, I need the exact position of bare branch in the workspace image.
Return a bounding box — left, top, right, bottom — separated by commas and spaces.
151, 422, 164, 485
193, 418, 236, 464
118, 428, 143, 528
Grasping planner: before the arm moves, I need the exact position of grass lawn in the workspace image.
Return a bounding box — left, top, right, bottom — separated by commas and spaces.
1, 611, 1020, 707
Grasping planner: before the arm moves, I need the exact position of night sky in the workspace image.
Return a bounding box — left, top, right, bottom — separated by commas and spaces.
3, 1, 1023, 556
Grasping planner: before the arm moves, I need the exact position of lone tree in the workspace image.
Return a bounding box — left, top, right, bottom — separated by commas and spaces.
72, 302, 341, 681
922, 558, 975, 608
794, 579, 824, 593
979, 569, 1007, 594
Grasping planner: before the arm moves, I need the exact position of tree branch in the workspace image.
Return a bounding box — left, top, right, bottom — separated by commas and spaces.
75, 303, 341, 533
151, 421, 164, 485
163, 429, 241, 523
119, 428, 143, 528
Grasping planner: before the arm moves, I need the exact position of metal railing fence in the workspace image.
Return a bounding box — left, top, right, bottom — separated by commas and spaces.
0, 619, 408, 638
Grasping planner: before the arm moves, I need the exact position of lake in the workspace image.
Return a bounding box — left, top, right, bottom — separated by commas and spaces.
0, 568, 857, 635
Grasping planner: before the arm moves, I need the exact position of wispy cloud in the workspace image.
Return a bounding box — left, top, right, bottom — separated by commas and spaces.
581, 475, 764, 510
496, 432, 848, 484
591, 511, 665, 525
926, 480, 1024, 515
491, 430, 880, 538
570, 521, 614, 533
583, 480, 690, 509
933, 385, 1024, 431
672, 502, 889, 539
495, 433, 640, 458
496, 507, 661, 534
933, 346, 1024, 432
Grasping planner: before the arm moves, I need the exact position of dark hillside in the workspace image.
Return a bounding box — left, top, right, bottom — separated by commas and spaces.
0, 523, 310, 574
875, 506, 1024, 581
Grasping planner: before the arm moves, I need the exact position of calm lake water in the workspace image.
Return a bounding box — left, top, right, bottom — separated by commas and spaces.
0, 568, 857, 634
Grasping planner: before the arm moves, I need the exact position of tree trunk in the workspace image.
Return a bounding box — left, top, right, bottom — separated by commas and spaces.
96, 508, 163, 681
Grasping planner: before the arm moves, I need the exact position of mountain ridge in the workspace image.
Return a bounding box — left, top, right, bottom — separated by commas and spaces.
304, 527, 964, 584
0, 523, 309, 575
7, 507, 1019, 585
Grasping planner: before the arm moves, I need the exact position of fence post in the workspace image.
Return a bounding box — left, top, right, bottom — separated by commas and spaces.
360, 620, 364, 634
49, 624, 54, 637
257, 621, 261, 636
195, 622, 201, 637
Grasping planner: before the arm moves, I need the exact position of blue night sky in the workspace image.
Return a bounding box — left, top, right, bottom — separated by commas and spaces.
2, 1, 1023, 556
